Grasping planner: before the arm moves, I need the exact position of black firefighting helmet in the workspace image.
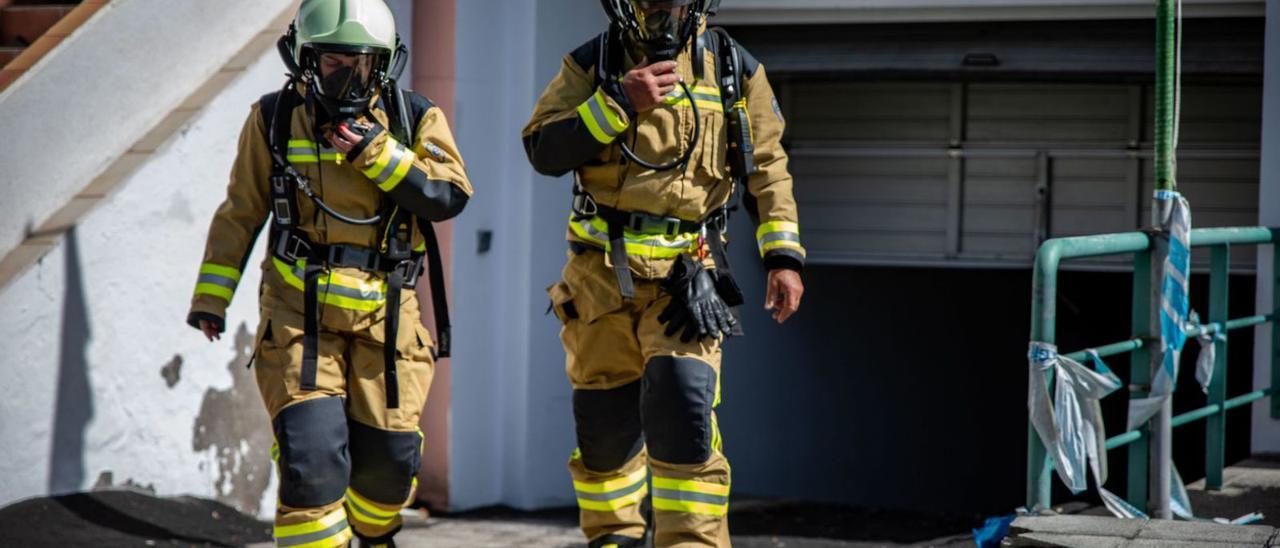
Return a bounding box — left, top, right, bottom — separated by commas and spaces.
600, 0, 716, 61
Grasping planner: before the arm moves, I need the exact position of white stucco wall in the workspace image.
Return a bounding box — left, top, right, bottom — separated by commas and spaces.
0, 48, 285, 518
1253, 0, 1280, 454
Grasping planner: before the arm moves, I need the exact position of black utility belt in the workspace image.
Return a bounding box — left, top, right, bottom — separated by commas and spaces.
273, 231, 423, 287
593, 205, 725, 237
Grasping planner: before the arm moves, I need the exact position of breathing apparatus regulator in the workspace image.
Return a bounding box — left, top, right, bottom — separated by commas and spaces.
599, 0, 722, 172
273, 0, 411, 226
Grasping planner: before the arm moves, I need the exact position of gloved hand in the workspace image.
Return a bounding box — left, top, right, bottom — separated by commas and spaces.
658, 254, 737, 343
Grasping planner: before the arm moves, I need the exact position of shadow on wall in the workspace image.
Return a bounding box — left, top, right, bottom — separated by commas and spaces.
48, 228, 92, 495
192, 322, 273, 516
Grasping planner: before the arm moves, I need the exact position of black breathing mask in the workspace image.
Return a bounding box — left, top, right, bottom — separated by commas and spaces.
306, 49, 384, 119
634, 7, 685, 61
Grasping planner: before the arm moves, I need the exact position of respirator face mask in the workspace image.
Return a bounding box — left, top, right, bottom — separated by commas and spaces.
308, 49, 383, 118
630, 1, 693, 61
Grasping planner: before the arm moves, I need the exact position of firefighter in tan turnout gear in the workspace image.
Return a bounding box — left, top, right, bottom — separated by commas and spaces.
187, 1, 470, 546
523, 0, 805, 546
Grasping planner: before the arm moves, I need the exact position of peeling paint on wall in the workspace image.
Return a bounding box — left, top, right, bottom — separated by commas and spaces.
191, 322, 272, 516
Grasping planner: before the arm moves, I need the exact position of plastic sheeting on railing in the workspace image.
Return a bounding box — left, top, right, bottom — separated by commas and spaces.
1128, 190, 1192, 431
1188, 311, 1224, 394
1028, 344, 1129, 506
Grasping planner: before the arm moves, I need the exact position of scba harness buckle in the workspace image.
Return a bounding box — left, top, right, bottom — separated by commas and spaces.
626, 212, 685, 237
393, 259, 422, 288
327, 244, 375, 270
276, 232, 311, 263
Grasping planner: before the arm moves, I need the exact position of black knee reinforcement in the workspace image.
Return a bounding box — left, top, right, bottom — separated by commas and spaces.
348, 419, 423, 504
641, 356, 717, 464
573, 380, 643, 472
273, 397, 350, 508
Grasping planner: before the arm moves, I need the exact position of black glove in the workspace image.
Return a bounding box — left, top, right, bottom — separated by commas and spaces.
658, 254, 737, 343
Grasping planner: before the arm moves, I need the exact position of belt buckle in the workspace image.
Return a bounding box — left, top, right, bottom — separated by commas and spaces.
279, 234, 310, 263
664, 218, 681, 237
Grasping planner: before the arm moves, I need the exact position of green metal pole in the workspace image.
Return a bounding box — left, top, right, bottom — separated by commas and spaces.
1154, 0, 1177, 194
1128, 249, 1152, 509
1205, 245, 1229, 490
1149, 0, 1178, 519
1027, 245, 1059, 510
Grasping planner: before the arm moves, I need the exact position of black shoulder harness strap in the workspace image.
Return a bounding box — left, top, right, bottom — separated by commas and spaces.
258, 82, 452, 410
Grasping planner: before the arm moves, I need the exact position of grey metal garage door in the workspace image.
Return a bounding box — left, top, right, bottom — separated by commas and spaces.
782, 81, 1262, 269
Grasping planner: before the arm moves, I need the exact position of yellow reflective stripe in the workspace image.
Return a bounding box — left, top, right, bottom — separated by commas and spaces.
413, 241, 426, 253
572, 466, 648, 494
760, 240, 805, 254
346, 489, 400, 519
576, 100, 611, 144
274, 508, 349, 539
279, 527, 353, 548
379, 149, 416, 191
711, 414, 722, 454
651, 477, 730, 497
664, 85, 725, 112
652, 496, 727, 517
271, 258, 386, 312
363, 139, 397, 179
594, 89, 628, 134
756, 221, 799, 242
567, 215, 697, 259
578, 484, 648, 512
287, 140, 343, 164
652, 476, 730, 517
577, 88, 628, 144
756, 221, 803, 257
194, 282, 233, 301
200, 263, 241, 282
345, 490, 398, 526
270, 443, 280, 462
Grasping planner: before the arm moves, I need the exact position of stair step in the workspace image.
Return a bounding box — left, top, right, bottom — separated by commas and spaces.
0, 45, 20, 67
1, 5, 77, 46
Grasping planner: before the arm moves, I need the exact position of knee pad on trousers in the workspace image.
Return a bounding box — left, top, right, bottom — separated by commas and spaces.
273, 397, 350, 508
348, 419, 422, 504
573, 380, 643, 472
641, 356, 717, 465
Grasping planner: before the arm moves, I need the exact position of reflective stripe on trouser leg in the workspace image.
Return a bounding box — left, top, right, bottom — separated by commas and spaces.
650, 452, 731, 548
569, 448, 649, 544
344, 487, 404, 541
642, 357, 730, 547
274, 501, 353, 548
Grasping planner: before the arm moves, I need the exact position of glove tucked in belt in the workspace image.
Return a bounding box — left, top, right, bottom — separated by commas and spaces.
658, 254, 738, 343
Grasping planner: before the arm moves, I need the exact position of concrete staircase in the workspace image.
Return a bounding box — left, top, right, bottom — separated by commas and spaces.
0, 0, 96, 89
0, 0, 299, 291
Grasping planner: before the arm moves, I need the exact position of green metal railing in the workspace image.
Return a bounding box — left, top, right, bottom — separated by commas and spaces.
1026, 226, 1280, 511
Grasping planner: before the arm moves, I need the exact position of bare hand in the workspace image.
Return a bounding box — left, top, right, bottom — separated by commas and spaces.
326, 121, 366, 154
764, 269, 804, 324
198, 319, 221, 342
622, 59, 680, 113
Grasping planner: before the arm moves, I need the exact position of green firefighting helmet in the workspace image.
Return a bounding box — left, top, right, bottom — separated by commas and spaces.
282, 0, 403, 117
